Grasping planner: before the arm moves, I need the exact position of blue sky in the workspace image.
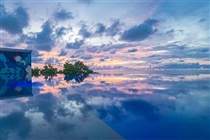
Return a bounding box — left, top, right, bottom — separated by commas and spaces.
0, 0, 209, 70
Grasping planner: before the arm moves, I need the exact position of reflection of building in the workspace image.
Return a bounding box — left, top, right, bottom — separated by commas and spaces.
0, 74, 32, 100
0, 48, 32, 75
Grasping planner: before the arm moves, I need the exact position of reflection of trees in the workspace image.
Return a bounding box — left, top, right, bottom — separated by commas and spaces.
64, 74, 89, 83
44, 74, 57, 81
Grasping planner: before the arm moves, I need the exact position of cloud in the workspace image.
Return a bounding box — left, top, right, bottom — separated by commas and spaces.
165, 29, 183, 38
87, 46, 98, 53
166, 29, 174, 37
97, 106, 124, 122
0, 111, 32, 139
154, 63, 201, 69
100, 58, 105, 62
53, 9, 74, 21
100, 43, 128, 52
55, 26, 72, 38
198, 18, 206, 23
106, 19, 123, 36
66, 94, 93, 118
3, 42, 18, 47
30, 93, 57, 123
110, 49, 116, 54
26, 20, 55, 51
120, 18, 158, 42
0, 5, 29, 34
127, 48, 138, 53
67, 94, 86, 105
58, 49, 68, 56
143, 44, 210, 65
126, 88, 138, 93
95, 23, 106, 35
201, 48, 209, 52
31, 50, 43, 57
121, 99, 159, 120
70, 50, 84, 58
56, 122, 76, 134
78, 24, 92, 38
66, 39, 84, 49
32, 57, 43, 63
71, 54, 79, 58
100, 56, 109, 62
45, 57, 60, 65
81, 54, 93, 60
200, 64, 210, 69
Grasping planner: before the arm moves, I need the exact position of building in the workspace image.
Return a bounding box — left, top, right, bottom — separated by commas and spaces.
0, 48, 32, 75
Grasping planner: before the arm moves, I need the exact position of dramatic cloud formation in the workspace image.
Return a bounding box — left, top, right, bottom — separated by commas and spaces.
78, 24, 92, 38
66, 39, 84, 49
0, 1, 208, 70
58, 49, 68, 56
87, 46, 98, 53
56, 26, 72, 38
1, 73, 209, 139
31, 50, 43, 57
26, 20, 55, 51
81, 54, 93, 60
0, 111, 32, 139
106, 19, 123, 36
0, 5, 29, 34
121, 18, 158, 41
95, 23, 106, 35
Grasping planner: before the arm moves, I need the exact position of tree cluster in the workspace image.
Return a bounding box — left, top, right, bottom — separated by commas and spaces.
32, 61, 97, 76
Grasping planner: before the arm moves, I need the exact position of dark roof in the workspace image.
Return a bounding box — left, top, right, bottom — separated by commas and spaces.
0, 47, 32, 53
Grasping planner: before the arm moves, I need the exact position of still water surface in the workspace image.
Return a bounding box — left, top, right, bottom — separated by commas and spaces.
0, 73, 209, 139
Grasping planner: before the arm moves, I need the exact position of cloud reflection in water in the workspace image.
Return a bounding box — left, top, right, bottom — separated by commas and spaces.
0, 73, 209, 139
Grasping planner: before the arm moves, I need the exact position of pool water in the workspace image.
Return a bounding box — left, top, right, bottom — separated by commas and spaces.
0, 73, 209, 139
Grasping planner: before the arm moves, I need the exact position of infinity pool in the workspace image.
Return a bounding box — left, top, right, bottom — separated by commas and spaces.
0, 73, 209, 139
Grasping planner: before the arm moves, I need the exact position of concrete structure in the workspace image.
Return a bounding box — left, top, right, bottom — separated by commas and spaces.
0, 48, 32, 75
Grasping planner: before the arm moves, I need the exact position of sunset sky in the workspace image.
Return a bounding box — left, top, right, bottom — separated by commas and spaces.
0, 0, 209, 70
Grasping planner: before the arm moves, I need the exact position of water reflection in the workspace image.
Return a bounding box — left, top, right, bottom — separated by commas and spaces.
0, 74, 32, 100
64, 74, 89, 83
0, 73, 209, 139
43, 74, 57, 81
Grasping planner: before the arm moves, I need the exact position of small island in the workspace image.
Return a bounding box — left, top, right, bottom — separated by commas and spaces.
32, 61, 98, 76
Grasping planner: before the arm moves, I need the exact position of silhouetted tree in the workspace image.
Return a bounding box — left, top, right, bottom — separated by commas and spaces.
32, 68, 41, 76
40, 64, 58, 75
64, 74, 89, 83
32, 61, 97, 76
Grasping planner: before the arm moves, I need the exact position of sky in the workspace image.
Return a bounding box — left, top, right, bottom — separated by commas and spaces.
0, 0, 209, 70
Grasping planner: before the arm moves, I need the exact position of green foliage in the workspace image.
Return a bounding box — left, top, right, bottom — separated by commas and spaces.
63, 61, 95, 74
32, 68, 41, 76
32, 61, 97, 76
40, 64, 58, 75
63, 62, 79, 74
